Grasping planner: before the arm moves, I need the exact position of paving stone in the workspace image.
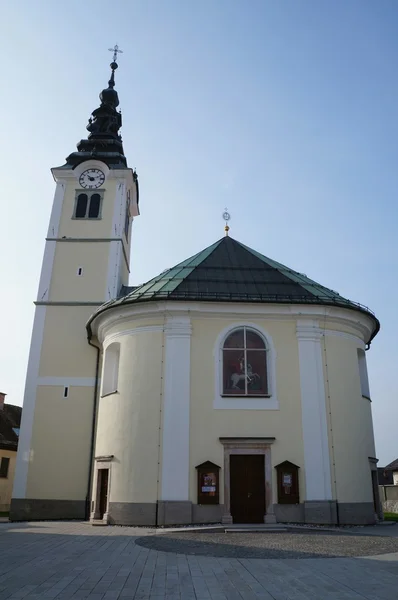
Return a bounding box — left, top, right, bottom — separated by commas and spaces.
0, 522, 397, 599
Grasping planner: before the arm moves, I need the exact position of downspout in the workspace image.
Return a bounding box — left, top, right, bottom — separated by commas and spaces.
85, 336, 101, 521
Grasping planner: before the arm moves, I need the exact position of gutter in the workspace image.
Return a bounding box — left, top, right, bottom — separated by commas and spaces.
85, 336, 101, 521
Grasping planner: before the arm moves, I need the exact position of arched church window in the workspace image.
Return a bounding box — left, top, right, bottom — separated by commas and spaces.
101, 342, 120, 397
222, 327, 268, 396
88, 193, 101, 218
75, 194, 88, 218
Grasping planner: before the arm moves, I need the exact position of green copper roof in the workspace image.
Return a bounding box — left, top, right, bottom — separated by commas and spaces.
88, 236, 379, 340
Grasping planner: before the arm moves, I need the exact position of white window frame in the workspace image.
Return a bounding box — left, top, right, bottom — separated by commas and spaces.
73, 190, 104, 220
357, 348, 371, 399
214, 323, 278, 410
101, 342, 120, 397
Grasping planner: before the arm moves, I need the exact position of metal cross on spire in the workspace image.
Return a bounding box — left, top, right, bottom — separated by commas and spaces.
222, 208, 231, 236
108, 44, 123, 63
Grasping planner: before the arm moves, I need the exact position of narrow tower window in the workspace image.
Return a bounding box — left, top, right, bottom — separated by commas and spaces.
63, 386, 69, 398
124, 191, 131, 240
77, 267, 83, 276
124, 205, 130, 240
75, 194, 88, 218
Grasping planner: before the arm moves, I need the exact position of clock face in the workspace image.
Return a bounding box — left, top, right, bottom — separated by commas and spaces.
79, 169, 105, 189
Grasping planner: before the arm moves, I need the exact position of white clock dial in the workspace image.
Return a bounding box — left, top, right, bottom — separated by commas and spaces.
79, 169, 105, 189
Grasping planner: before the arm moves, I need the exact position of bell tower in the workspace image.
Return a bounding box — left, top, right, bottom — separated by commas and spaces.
11, 48, 139, 520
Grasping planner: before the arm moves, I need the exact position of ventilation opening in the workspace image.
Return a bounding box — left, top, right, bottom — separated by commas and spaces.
63, 386, 69, 398
77, 267, 83, 276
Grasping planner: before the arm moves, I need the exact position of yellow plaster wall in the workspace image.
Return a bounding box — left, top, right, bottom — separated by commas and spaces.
50, 242, 114, 302
94, 328, 163, 503
324, 335, 375, 503
39, 306, 98, 377
0, 449, 17, 511
26, 386, 94, 499
189, 317, 305, 505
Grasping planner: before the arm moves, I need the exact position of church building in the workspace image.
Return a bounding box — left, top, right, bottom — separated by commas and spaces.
11, 53, 381, 526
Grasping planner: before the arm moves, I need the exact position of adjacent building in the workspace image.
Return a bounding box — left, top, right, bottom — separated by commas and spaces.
0, 393, 22, 513
384, 459, 398, 486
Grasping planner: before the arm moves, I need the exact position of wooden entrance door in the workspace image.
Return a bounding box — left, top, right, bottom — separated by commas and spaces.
230, 454, 265, 523
98, 469, 109, 519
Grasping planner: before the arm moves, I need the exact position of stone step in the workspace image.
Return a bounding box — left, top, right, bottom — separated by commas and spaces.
91, 520, 108, 526
224, 525, 287, 533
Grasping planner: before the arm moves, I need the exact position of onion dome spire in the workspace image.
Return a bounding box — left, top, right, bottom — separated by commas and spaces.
63, 45, 128, 169
97, 46, 122, 111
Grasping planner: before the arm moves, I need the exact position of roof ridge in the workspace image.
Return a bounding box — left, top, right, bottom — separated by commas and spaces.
236, 239, 349, 300
117, 238, 224, 303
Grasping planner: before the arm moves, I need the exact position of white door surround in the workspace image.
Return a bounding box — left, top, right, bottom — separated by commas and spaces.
91, 455, 113, 524
219, 437, 276, 524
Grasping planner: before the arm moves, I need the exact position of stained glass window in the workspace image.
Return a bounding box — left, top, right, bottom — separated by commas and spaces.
222, 327, 268, 396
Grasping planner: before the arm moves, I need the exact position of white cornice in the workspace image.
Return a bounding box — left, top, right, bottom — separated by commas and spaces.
324, 329, 365, 349
37, 377, 97, 387
164, 316, 192, 338
91, 300, 376, 346
51, 165, 135, 183
296, 320, 323, 342
105, 325, 165, 346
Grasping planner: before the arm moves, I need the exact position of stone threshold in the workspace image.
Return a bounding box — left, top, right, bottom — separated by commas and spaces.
225, 525, 288, 533
156, 523, 288, 534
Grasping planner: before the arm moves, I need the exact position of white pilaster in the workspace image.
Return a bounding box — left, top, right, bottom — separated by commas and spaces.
38, 181, 66, 301
160, 316, 192, 501
13, 307, 46, 498
13, 181, 66, 499
106, 179, 125, 299
296, 319, 332, 501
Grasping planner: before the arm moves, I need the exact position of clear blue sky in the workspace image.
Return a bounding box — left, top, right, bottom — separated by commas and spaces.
0, 1, 397, 465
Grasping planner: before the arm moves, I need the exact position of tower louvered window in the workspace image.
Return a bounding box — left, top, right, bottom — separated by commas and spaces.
74, 192, 103, 219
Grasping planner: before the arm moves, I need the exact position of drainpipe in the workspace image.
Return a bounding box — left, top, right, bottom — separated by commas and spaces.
85, 337, 101, 521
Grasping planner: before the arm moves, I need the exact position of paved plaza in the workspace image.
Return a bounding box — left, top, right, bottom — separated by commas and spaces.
0, 521, 397, 599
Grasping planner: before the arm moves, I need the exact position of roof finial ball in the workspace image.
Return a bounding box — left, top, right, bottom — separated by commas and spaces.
222, 208, 231, 236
